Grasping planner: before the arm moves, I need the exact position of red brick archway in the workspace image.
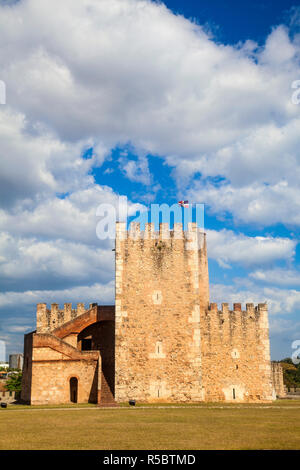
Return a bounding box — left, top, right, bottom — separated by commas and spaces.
53, 305, 115, 340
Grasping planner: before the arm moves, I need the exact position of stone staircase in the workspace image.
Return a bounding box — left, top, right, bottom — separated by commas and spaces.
98, 372, 117, 407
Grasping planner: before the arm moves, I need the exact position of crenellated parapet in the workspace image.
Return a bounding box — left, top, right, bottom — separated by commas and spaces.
205, 302, 269, 332
36, 302, 98, 333
207, 302, 267, 316
204, 302, 270, 362
116, 222, 206, 248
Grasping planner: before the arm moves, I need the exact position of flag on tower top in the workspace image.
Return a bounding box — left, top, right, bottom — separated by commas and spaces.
178, 200, 189, 208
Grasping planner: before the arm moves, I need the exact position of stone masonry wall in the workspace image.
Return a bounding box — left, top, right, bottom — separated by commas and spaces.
29, 334, 100, 405
114, 222, 209, 402
200, 303, 273, 402
271, 362, 286, 398
36, 302, 98, 334
30, 358, 99, 405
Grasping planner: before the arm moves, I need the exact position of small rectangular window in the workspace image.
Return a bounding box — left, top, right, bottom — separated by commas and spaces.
81, 338, 92, 351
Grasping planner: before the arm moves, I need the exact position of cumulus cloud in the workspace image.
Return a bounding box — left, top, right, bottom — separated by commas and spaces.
0, 281, 115, 309
210, 282, 300, 316
119, 154, 152, 186
0, 0, 299, 225
0, 232, 115, 291
250, 267, 300, 287
188, 180, 300, 226
0, 185, 144, 245
0, 108, 108, 208
207, 229, 297, 267
269, 317, 300, 338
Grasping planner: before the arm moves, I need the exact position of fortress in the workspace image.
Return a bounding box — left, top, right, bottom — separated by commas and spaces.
21, 222, 278, 405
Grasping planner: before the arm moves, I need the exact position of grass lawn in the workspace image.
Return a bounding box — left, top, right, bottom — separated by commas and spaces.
1, 401, 300, 450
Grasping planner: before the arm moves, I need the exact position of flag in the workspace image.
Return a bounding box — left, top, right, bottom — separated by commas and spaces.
178, 200, 189, 208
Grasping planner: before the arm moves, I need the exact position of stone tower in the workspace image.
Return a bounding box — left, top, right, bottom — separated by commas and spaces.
114, 221, 273, 403
114, 221, 209, 402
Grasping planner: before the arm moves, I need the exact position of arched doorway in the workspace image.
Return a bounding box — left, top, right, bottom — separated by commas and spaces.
70, 377, 78, 403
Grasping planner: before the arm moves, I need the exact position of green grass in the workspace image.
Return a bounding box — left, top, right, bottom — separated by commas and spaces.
1, 401, 300, 450
2, 402, 98, 410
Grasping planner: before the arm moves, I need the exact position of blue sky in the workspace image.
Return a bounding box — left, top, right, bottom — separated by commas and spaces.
0, 0, 299, 360
165, 0, 300, 44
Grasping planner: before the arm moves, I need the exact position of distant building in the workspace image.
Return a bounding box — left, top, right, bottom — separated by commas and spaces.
9, 354, 23, 370
0, 362, 9, 369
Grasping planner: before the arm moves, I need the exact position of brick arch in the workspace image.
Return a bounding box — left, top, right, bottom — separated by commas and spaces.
67, 374, 80, 382
77, 320, 114, 346
53, 306, 115, 340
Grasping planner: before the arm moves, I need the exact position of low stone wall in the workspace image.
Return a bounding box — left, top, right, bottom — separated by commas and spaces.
271, 362, 286, 398
0, 390, 18, 404
287, 387, 300, 394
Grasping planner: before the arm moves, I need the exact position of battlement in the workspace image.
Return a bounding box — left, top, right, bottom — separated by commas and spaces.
205, 303, 269, 336
116, 222, 206, 250
207, 302, 267, 315
36, 302, 98, 333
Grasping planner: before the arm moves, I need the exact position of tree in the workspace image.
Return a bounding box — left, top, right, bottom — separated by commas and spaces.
280, 357, 293, 365
280, 358, 300, 388
5, 372, 22, 392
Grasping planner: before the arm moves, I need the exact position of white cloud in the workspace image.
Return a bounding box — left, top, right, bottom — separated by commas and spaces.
260, 25, 296, 66
207, 229, 296, 267
210, 282, 300, 316
250, 267, 300, 287
0, 232, 114, 288
269, 317, 300, 338
0, 281, 115, 309
189, 181, 300, 226
0, 0, 299, 225
0, 185, 144, 245
6, 325, 33, 333
119, 155, 152, 186
0, 108, 108, 208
